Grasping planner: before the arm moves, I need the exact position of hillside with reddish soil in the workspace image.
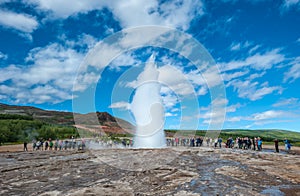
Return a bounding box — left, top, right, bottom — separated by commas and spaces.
0, 103, 134, 134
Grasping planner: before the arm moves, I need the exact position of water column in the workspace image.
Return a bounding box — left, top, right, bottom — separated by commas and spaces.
131, 55, 166, 148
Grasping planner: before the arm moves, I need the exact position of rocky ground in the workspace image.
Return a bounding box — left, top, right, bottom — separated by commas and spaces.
0, 146, 299, 196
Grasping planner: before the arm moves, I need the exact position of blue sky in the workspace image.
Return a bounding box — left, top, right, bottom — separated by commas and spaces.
0, 0, 299, 131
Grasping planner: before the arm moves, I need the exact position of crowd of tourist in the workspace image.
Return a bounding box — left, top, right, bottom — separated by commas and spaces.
166, 136, 292, 152
24, 136, 86, 151
24, 136, 292, 153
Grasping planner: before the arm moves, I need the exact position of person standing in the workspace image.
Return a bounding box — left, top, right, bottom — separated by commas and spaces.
49, 139, 53, 150
206, 138, 210, 147
274, 139, 279, 153
257, 137, 262, 151
218, 138, 222, 148
252, 138, 256, 151
190, 137, 195, 147
32, 140, 36, 151
247, 138, 252, 150
238, 137, 243, 149
45, 140, 49, 150
196, 137, 201, 147
54, 139, 58, 151
214, 138, 218, 148
36, 140, 41, 150
40, 140, 44, 151
24, 141, 28, 151
255, 137, 258, 150
284, 138, 290, 151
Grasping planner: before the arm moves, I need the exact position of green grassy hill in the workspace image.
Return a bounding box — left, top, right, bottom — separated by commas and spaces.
221, 129, 300, 140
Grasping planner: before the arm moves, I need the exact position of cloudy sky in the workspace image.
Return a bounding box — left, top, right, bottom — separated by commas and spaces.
0, 0, 299, 131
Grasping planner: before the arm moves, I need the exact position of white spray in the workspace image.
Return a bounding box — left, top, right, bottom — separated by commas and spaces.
131, 55, 166, 148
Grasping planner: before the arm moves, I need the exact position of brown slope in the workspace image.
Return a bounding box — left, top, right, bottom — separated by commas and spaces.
0, 103, 134, 134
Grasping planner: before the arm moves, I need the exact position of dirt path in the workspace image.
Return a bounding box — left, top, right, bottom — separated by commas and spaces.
0, 144, 33, 153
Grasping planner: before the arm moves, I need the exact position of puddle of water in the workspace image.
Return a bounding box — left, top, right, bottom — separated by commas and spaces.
0, 157, 17, 165
186, 154, 246, 195
50, 154, 88, 161
261, 187, 285, 196
262, 149, 288, 155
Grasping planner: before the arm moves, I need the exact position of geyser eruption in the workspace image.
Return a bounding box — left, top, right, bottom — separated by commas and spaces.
131, 55, 166, 148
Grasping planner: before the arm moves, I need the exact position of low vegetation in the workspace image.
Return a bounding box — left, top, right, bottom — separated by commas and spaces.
0, 114, 79, 145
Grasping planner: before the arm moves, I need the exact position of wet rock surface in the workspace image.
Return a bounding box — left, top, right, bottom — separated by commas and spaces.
0, 147, 299, 196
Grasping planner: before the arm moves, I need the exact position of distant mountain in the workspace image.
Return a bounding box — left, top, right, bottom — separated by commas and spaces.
0, 103, 134, 134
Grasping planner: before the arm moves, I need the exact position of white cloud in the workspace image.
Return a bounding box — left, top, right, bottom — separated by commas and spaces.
156, 63, 218, 98
246, 71, 266, 80
0, 0, 9, 4
229, 41, 251, 51
161, 90, 179, 110
282, 0, 300, 9
30, 85, 72, 104
0, 85, 17, 95
0, 51, 7, 60
248, 44, 261, 54
226, 109, 298, 126
109, 101, 130, 110
252, 119, 294, 126
211, 98, 228, 106
230, 80, 282, 101
25, 0, 106, 19
252, 110, 293, 121
201, 111, 224, 124
158, 65, 195, 96
109, 53, 139, 70
0, 35, 96, 104
0, 84, 72, 104
26, 0, 204, 30
0, 10, 38, 33
220, 49, 285, 72
272, 98, 299, 107
226, 103, 241, 113
186, 66, 223, 89
221, 70, 249, 81
73, 72, 99, 92
0, 94, 7, 99
61, 33, 98, 50
198, 98, 229, 125
122, 58, 220, 114
146, 0, 204, 30
0, 65, 22, 83
230, 43, 241, 51
248, 85, 282, 101
23, 43, 84, 87
165, 112, 177, 117
197, 86, 208, 95
226, 116, 243, 122
284, 57, 300, 82
219, 47, 287, 105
